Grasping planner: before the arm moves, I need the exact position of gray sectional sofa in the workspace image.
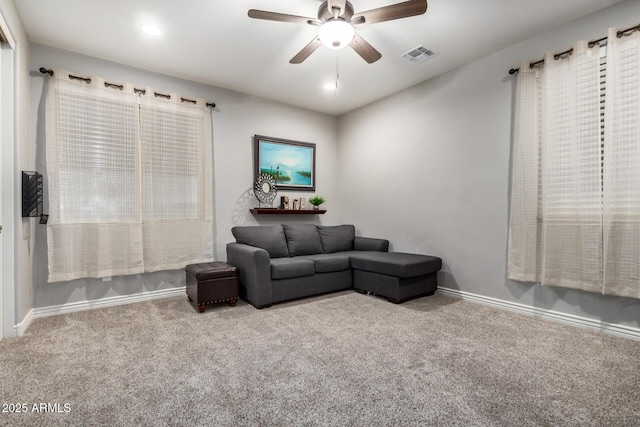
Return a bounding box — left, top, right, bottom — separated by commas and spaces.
226, 224, 442, 308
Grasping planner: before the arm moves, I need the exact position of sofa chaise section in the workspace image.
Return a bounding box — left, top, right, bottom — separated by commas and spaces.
351, 252, 442, 303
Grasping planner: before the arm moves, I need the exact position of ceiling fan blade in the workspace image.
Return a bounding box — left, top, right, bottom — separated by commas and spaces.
352, 0, 427, 25
349, 32, 382, 63
290, 37, 323, 64
248, 9, 320, 25
328, 0, 347, 16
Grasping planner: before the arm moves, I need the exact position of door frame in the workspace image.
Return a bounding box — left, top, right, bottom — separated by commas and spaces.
0, 9, 16, 339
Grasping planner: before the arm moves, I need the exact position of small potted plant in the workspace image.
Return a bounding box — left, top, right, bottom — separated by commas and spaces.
308, 196, 325, 210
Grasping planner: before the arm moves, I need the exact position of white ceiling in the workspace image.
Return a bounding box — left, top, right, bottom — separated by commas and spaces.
16, 0, 624, 115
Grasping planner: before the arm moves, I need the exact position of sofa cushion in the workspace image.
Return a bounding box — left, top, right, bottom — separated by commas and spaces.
353, 236, 389, 252
317, 225, 355, 253
349, 252, 442, 279
296, 254, 351, 273
282, 224, 323, 257
270, 258, 315, 280
231, 225, 289, 258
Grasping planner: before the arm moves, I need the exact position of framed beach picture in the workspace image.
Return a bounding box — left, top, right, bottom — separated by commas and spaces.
254, 135, 316, 191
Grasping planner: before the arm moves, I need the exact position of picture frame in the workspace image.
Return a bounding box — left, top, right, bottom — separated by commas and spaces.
254, 135, 316, 191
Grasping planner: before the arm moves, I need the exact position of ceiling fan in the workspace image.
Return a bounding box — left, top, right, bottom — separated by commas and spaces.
248, 0, 428, 64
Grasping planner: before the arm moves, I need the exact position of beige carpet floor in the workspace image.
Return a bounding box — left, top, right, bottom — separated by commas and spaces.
1, 291, 639, 426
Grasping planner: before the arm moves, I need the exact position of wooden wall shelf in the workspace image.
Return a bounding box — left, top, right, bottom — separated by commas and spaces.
250, 208, 326, 215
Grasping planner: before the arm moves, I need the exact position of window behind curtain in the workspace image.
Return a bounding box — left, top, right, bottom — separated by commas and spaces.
45, 70, 213, 282
55, 78, 140, 223
140, 103, 202, 220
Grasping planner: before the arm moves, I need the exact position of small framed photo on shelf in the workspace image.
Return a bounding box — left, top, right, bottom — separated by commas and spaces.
281, 196, 290, 209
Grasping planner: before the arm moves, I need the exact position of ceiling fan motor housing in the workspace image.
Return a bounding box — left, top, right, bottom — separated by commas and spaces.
318, 1, 354, 24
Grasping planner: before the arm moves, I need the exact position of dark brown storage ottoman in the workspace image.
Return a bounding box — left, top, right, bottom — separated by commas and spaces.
186, 262, 239, 313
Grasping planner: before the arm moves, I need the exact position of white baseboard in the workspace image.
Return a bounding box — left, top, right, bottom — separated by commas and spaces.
436, 287, 640, 341
15, 309, 34, 337
32, 287, 186, 320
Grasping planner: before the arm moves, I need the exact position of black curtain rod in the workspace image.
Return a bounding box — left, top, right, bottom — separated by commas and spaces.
507, 23, 640, 75
39, 67, 216, 108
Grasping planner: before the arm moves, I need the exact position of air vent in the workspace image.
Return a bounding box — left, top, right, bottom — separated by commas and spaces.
401, 45, 437, 64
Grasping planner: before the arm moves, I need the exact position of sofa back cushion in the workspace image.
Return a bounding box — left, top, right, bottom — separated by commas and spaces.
231, 225, 289, 258
282, 224, 323, 257
317, 225, 355, 253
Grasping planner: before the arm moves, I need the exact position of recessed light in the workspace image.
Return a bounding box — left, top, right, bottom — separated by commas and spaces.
142, 25, 161, 37
324, 83, 337, 90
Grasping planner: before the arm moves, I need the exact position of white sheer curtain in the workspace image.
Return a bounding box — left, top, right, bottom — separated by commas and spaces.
139, 91, 213, 272
508, 41, 603, 293
603, 28, 640, 299
507, 61, 543, 283
46, 70, 143, 282
540, 41, 602, 292
46, 69, 214, 282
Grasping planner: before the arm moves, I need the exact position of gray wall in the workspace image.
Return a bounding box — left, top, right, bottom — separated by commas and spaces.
336, 0, 640, 328
29, 44, 339, 309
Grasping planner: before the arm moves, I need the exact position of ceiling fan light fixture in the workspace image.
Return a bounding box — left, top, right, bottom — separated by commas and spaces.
318, 19, 355, 49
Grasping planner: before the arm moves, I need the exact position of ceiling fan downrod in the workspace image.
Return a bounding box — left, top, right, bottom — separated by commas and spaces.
331, 6, 341, 20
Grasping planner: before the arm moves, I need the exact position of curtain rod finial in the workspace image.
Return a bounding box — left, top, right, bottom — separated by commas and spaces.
39, 67, 53, 76
509, 68, 519, 75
